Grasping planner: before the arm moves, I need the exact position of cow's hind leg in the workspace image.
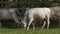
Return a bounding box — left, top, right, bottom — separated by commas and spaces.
42, 20, 46, 30
47, 16, 50, 30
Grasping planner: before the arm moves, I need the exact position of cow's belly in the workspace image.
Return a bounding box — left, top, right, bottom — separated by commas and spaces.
33, 13, 46, 19
33, 14, 45, 20
0, 17, 13, 20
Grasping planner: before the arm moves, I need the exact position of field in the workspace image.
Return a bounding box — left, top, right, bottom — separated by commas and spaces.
0, 28, 60, 34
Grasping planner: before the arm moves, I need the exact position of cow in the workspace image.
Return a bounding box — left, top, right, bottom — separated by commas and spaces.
21, 7, 51, 30
0, 8, 21, 28
50, 6, 60, 18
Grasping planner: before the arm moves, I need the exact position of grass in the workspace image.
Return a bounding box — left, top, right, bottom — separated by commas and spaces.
0, 28, 60, 34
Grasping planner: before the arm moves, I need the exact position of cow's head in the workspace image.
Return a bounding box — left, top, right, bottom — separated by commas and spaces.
21, 20, 27, 29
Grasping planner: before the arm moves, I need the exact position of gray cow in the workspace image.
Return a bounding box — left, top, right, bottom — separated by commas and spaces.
0, 8, 21, 28
50, 6, 60, 18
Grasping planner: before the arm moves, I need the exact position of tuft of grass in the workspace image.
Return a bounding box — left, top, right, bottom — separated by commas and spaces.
0, 28, 60, 34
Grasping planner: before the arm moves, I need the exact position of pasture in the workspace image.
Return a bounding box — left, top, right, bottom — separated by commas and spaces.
0, 28, 60, 34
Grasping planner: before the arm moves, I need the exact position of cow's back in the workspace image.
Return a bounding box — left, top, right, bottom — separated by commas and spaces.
27, 8, 51, 18
0, 9, 15, 19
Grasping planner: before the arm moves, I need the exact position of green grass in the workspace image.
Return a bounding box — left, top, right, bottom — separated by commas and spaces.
0, 28, 60, 34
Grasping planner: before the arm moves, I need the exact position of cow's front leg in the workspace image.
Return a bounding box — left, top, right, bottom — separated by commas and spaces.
27, 18, 33, 30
